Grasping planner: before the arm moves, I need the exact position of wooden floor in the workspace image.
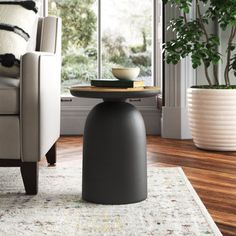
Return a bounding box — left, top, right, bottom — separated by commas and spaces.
55, 136, 236, 236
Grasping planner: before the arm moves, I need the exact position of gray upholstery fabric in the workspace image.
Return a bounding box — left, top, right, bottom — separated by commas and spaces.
0, 16, 61, 162
0, 77, 19, 114
39, 53, 61, 159
0, 116, 20, 159
20, 17, 61, 162
40, 16, 59, 53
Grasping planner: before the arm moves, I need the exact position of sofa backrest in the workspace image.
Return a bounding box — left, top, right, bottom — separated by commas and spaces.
38, 16, 61, 54
27, 16, 61, 55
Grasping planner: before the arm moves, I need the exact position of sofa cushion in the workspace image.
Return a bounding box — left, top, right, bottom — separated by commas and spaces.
0, 77, 19, 114
0, 1, 38, 78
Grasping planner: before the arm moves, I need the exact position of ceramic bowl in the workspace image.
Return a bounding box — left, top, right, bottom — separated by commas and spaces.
112, 67, 140, 81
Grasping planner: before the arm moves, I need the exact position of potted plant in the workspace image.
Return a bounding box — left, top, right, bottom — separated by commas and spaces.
163, 0, 236, 150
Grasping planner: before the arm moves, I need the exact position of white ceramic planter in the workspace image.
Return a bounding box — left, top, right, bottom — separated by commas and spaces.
187, 88, 236, 151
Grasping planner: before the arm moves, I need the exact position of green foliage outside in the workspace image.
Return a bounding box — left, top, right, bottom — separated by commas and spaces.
101, 31, 152, 79
49, 0, 152, 93
49, 0, 97, 52
49, 0, 97, 93
163, 0, 236, 87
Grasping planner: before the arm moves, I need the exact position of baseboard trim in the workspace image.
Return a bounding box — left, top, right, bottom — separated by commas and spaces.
161, 106, 192, 139
61, 105, 161, 135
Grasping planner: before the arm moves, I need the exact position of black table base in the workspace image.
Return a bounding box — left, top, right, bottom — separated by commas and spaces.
82, 100, 147, 204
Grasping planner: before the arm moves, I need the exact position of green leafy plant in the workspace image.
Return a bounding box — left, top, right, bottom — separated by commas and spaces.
163, 0, 236, 87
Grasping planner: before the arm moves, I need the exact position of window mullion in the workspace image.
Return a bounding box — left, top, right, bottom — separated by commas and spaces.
97, 0, 102, 79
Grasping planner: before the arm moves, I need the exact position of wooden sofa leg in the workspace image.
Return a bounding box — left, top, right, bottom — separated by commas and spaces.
46, 143, 56, 166
20, 162, 38, 195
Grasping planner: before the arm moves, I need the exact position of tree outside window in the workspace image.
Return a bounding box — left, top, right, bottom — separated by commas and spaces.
49, 0, 153, 94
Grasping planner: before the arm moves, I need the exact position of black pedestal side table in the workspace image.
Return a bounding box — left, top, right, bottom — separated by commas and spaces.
70, 86, 160, 204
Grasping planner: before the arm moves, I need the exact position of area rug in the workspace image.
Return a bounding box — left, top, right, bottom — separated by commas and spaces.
0, 161, 222, 236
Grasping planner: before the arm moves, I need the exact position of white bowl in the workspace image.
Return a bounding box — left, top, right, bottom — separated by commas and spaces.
112, 67, 140, 81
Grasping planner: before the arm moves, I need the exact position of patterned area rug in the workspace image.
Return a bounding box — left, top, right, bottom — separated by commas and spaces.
0, 161, 222, 236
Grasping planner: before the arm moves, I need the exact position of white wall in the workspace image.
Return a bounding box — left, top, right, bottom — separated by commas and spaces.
162, 3, 195, 139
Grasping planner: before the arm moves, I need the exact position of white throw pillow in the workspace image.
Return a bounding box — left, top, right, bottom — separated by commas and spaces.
0, 1, 38, 78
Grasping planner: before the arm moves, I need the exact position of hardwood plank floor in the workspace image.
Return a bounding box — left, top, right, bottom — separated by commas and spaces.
53, 135, 236, 236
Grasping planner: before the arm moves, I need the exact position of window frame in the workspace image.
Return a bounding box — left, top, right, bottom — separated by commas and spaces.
45, 0, 161, 89
97, 0, 160, 86
44, 0, 162, 135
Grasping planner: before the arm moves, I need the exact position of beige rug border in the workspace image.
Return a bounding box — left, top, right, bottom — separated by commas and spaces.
174, 167, 223, 236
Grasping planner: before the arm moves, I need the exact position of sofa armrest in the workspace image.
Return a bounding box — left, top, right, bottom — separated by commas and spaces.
20, 52, 61, 162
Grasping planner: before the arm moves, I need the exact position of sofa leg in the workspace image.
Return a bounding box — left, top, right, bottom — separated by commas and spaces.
20, 162, 38, 195
46, 142, 57, 166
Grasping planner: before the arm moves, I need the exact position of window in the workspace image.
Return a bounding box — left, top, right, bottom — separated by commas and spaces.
48, 0, 158, 95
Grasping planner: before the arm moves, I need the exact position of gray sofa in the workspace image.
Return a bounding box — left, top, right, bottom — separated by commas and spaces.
0, 16, 61, 194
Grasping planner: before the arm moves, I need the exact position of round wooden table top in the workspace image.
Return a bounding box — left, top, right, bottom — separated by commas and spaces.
70, 86, 160, 100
